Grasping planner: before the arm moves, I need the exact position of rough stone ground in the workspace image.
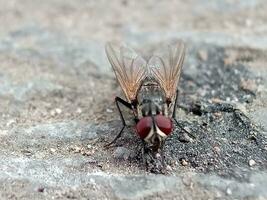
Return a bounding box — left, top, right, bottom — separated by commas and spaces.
0, 0, 267, 199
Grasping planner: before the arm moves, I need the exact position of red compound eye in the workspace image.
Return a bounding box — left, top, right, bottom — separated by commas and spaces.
135, 117, 153, 139
155, 115, 173, 135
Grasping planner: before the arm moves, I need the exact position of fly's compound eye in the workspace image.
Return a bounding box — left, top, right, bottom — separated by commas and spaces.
155, 115, 173, 135
135, 117, 153, 139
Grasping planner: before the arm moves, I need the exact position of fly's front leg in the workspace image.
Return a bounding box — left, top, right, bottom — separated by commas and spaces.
105, 96, 133, 147
172, 90, 196, 139
159, 140, 166, 168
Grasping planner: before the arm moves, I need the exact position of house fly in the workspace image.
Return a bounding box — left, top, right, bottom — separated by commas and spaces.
105, 41, 187, 164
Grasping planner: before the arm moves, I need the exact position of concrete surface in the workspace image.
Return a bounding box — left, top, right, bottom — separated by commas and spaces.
0, 0, 267, 199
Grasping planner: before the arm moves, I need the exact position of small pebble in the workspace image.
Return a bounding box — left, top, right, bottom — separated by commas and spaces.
55, 108, 62, 114
240, 79, 257, 93
166, 165, 172, 171
50, 148, 56, 153
245, 19, 252, 27
198, 50, 208, 61
231, 140, 237, 144
50, 108, 62, 116
215, 191, 222, 198
223, 52, 237, 65
155, 153, 161, 159
213, 146, 221, 153
214, 112, 222, 117
249, 159, 256, 167
181, 159, 188, 166
76, 108, 82, 114
226, 187, 232, 195
106, 108, 113, 113
211, 98, 223, 104
50, 110, 56, 116
6, 119, 16, 127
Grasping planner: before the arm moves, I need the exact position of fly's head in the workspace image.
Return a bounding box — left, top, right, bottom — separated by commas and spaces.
135, 114, 173, 152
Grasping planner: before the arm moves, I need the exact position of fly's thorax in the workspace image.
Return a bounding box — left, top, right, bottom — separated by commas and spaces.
137, 80, 169, 118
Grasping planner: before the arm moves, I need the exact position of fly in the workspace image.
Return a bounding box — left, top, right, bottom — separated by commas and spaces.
105, 41, 187, 154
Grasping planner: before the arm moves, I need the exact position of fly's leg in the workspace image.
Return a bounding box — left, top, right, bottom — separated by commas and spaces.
172, 90, 196, 139
172, 89, 180, 119
159, 140, 166, 169
141, 141, 148, 168
104, 96, 133, 147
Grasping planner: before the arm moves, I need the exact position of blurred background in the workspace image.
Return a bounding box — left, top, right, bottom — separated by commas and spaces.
0, 0, 266, 121
0, 0, 266, 199
1, 0, 267, 65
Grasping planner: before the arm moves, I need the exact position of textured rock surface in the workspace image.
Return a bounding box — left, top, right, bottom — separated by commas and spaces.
0, 0, 267, 199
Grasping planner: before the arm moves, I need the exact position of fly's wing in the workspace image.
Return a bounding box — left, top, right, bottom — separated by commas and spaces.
105, 42, 147, 102
148, 40, 186, 102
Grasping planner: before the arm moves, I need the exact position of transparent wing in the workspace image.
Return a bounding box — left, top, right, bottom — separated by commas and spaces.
148, 40, 186, 102
105, 42, 147, 102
